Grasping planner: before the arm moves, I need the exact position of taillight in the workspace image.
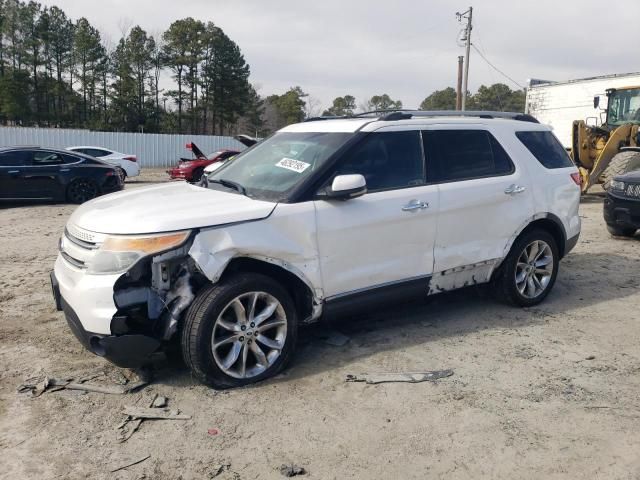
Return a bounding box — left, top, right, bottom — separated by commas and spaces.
570, 172, 581, 186
105, 170, 114, 176
123, 156, 137, 162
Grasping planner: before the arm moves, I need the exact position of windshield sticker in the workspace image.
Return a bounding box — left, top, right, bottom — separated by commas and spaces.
275, 157, 310, 173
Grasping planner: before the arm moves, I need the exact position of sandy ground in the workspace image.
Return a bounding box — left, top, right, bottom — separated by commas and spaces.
1, 169, 639, 479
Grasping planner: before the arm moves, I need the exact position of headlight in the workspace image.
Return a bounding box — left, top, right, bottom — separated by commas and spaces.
86, 231, 191, 274
609, 180, 625, 191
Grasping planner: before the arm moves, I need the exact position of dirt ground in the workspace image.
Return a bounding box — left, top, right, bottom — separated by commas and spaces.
1, 169, 639, 479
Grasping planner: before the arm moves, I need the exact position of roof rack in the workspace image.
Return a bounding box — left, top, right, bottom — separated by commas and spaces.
302, 110, 539, 124
356, 109, 539, 123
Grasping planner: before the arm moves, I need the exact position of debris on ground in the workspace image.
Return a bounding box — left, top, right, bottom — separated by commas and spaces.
122, 406, 191, 420
346, 369, 454, 384
279, 463, 307, 477
117, 394, 160, 442
17, 371, 148, 397
585, 355, 596, 360
316, 328, 350, 346
208, 428, 220, 436
209, 463, 231, 478
152, 395, 167, 408
110, 454, 150, 473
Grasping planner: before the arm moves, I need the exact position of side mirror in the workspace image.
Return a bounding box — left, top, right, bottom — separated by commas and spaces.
593, 95, 600, 109
325, 174, 367, 200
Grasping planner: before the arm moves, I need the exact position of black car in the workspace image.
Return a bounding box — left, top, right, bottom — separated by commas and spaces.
0, 146, 123, 203
604, 170, 640, 237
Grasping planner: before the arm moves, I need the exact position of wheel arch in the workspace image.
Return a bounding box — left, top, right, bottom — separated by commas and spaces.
219, 256, 320, 324
503, 213, 568, 261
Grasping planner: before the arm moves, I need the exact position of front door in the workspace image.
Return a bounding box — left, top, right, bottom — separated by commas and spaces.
314, 129, 439, 301
0, 150, 30, 198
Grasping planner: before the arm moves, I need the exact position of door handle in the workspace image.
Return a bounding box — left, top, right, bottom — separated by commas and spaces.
60, 168, 70, 172
402, 200, 429, 211
8, 170, 20, 174
504, 184, 526, 195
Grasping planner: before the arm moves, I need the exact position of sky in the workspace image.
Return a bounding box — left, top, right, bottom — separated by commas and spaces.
39, 0, 640, 112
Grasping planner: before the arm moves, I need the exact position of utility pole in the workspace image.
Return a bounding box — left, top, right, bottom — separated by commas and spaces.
456, 56, 464, 110
456, 7, 473, 111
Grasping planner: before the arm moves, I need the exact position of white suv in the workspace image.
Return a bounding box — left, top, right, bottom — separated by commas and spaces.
51, 111, 581, 389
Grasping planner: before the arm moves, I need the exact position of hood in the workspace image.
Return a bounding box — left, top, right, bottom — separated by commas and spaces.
616, 170, 640, 182
69, 182, 276, 235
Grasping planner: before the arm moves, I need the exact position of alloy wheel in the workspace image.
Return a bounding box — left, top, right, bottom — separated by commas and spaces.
68, 179, 98, 203
514, 240, 554, 299
211, 292, 287, 379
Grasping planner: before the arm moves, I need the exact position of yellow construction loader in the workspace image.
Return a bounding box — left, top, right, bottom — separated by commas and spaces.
572, 86, 640, 192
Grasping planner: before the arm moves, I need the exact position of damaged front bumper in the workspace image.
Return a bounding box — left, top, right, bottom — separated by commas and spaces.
51, 270, 161, 367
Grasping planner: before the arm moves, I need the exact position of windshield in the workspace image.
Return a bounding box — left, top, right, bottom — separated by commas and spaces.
208, 131, 352, 201
607, 88, 640, 126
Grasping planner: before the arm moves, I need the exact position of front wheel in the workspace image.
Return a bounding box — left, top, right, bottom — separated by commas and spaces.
181, 273, 298, 389
493, 229, 559, 307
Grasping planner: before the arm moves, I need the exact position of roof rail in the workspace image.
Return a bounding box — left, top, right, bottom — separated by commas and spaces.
354, 109, 539, 123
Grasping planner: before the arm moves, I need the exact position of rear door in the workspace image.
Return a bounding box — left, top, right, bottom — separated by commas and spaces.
423, 126, 534, 276
21, 150, 70, 198
0, 150, 30, 198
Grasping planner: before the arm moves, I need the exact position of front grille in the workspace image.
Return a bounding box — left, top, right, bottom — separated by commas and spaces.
60, 225, 106, 269
624, 183, 640, 199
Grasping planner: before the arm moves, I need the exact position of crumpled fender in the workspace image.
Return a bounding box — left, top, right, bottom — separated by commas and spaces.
188, 203, 324, 303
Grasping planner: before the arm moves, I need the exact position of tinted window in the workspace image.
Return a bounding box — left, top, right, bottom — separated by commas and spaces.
81, 148, 109, 157
516, 131, 574, 169
424, 130, 514, 182
335, 131, 424, 191
0, 151, 30, 166
32, 151, 65, 165
62, 154, 83, 164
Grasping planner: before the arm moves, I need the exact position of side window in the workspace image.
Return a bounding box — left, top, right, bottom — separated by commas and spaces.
0, 151, 30, 166
32, 151, 65, 165
62, 154, 82, 164
84, 148, 107, 157
335, 131, 424, 191
516, 131, 574, 169
424, 130, 514, 183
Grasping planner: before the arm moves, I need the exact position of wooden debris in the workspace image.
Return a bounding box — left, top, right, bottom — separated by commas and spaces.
122, 406, 191, 420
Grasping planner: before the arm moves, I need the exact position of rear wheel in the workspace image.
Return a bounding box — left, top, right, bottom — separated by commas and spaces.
602, 151, 640, 189
66, 178, 99, 204
493, 229, 559, 307
181, 273, 298, 389
116, 167, 126, 182
607, 225, 636, 237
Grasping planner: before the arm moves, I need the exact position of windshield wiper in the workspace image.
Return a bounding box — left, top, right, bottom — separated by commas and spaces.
208, 178, 246, 195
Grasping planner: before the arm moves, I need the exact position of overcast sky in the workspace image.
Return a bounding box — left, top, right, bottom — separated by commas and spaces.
40, 0, 640, 111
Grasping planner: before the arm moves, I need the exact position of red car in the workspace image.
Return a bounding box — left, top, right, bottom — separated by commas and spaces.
167, 143, 240, 182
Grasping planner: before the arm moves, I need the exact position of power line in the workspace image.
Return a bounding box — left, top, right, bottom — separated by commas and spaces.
471, 44, 525, 90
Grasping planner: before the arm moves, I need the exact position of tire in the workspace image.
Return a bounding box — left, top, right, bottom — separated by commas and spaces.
607, 224, 637, 237
602, 151, 640, 189
66, 178, 99, 204
191, 167, 204, 183
493, 229, 559, 307
181, 273, 298, 389
116, 167, 126, 182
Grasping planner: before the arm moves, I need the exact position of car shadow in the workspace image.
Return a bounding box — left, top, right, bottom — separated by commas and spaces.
152, 250, 640, 388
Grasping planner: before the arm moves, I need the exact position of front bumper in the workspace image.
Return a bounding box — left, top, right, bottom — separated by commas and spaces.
51, 262, 161, 368
604, 192, 640, 229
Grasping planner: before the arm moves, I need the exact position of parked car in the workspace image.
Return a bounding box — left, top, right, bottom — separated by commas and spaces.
166, 142, 239, 182
51, 111, 581, 389
200, 135, 259, 183
0, 146, 123, 203
67, 146, 140, 180
604, 171, 640, 237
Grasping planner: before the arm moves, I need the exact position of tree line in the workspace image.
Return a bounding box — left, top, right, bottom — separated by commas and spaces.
0, 0, 525, 137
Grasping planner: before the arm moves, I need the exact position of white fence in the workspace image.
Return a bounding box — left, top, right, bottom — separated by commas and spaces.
0, 126, 246, 167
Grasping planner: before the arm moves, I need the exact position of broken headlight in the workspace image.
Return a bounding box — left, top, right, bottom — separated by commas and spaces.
86, 231, 191, 274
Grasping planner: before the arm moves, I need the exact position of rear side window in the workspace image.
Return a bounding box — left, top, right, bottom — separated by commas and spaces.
336, 131, 425, 191
32, 151, 65, 165
424, 130, 514, 182
516, 131, 574, 169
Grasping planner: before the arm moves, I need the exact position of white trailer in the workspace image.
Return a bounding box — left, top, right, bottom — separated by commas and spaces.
525, 72, 640, 148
